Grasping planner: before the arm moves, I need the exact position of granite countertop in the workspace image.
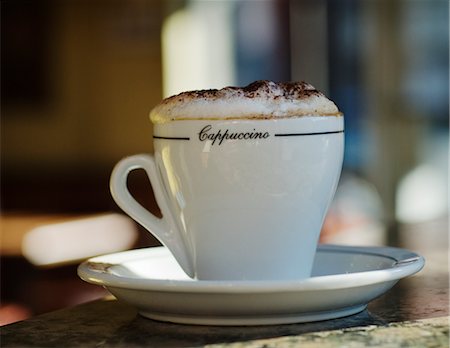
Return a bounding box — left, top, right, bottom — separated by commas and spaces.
2, 220, 449, 348
1, 259, 448, 348
0, 297, 448, 347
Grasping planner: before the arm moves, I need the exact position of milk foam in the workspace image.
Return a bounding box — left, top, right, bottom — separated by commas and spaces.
150, 80, 340, 124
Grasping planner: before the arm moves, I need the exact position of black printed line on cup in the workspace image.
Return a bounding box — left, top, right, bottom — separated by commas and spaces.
274, 130, 344, 137
153, 136, 191, 140
153, 130, 344, 141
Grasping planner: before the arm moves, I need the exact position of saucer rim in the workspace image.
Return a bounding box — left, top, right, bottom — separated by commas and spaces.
78, 244, 425, 293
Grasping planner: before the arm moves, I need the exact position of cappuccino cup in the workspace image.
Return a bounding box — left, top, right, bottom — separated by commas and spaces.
110, 81, 344, 281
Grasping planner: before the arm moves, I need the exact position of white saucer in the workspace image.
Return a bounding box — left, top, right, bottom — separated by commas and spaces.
78, 244, 424, 326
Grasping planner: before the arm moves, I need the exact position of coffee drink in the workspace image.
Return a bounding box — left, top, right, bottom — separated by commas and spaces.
150, 80, 340, 123
110, 81, 344, 281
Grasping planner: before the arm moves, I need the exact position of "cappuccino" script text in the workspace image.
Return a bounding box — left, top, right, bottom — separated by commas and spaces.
198, 125, 270, 145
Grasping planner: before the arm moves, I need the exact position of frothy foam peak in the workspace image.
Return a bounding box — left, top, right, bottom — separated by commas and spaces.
150, 80, 340, 123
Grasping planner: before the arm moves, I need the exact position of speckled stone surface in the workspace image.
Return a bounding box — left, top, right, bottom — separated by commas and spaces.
2, 240, 448, 347
205, 317, 449, 348
1, 274, 448, 347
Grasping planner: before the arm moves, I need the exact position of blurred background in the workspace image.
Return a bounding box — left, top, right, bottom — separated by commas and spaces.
1, 0, 448, 325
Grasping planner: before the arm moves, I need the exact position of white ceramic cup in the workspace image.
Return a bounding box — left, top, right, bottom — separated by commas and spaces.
110, 116, 344, 280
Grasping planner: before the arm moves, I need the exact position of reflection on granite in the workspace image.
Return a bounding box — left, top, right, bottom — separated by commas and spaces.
368, 276, 449, 322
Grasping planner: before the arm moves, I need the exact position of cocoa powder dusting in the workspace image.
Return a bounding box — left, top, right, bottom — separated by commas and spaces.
160, 80, 324, 105
150, 80, 340, 123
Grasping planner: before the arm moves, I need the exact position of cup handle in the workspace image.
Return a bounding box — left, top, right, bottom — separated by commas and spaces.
110, 154, 194, 278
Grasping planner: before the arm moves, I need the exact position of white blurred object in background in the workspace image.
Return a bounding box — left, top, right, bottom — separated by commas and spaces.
22, 214, 138, 267
162, 0, 235, 97
396, 164, 448, 224
321, 172, 386, 246
396, 132, 448, 224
